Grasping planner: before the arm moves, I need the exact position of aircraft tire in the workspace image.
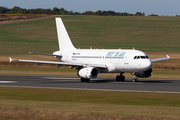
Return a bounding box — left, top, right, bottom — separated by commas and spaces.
116, 75, 125, 81
116, 75, 120, 81
85, 79, 90, 82
81, 78, 90, 82
120, 75, 125, 81
81, 78, 85, 82
133, 78, 138, 82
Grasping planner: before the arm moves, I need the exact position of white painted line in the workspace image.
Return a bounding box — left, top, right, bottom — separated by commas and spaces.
0, 81, 18, 83
42, 77, 106, 80
42, 77, 79, 80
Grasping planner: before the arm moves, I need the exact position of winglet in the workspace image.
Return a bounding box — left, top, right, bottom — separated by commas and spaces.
166, 55, 170, 58
9, 57, 12, 63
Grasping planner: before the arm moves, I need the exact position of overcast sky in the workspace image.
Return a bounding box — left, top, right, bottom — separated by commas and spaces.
1, 0, 180, 16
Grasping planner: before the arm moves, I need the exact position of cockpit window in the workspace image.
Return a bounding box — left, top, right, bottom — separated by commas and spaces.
134, 55, 149, 59
141, 56, 146, 59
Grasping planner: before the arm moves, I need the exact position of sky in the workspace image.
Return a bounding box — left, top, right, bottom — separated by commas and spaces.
1, 0, 180, 16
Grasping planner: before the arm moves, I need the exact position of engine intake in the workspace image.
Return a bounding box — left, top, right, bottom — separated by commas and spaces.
135, 68, 153, 78
77, 67, 99, 79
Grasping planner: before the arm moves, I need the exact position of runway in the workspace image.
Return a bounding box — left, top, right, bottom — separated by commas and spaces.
0, 75, 180, 93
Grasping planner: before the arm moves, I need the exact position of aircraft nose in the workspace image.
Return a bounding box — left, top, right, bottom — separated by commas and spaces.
142, 60, 152, 69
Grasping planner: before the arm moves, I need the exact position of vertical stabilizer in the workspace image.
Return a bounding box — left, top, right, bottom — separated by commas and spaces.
55, 17, 76, 51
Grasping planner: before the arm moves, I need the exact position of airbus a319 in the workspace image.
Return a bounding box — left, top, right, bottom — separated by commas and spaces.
9, 17, 170, 82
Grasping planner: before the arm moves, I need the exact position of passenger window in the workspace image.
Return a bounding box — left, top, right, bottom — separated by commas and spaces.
134, 56, 137, 59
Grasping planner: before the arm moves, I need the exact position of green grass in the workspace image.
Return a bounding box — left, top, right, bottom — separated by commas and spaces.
1, 87, 179, 107
0, 16, 180, 56
0, 87, 180, 119
0, 66, 77, 76
1, 66, 180, 80
0, 17, 58, 55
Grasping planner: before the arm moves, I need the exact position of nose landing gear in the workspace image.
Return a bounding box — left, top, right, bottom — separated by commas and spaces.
131, 72, 138, 82
81, 77, 90, 82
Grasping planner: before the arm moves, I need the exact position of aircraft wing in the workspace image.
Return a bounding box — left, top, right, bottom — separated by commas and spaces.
9, 57, 106, 68
151, 55, 170, 63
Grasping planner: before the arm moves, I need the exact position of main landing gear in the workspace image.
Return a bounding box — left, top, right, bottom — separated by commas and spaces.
116, 73, 125, 81
81, 77, 90, 82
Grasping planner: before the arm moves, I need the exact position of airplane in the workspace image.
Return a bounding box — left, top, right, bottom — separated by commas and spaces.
9, 17, 171, 82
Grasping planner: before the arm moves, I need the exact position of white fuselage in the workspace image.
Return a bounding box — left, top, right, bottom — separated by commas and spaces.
54, 49, 152, 73
9, 17, 170, 81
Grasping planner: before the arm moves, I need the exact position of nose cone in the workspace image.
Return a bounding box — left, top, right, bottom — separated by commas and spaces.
141, 60, 152, 70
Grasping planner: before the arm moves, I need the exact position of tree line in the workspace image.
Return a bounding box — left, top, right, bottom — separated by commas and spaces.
0, 6, 146, 16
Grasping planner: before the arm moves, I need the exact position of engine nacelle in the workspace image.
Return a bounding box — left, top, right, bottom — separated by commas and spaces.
135, 68, 153, 78
77, 67, 99, 79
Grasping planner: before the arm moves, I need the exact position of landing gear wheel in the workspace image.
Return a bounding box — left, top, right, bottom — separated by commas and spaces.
85, 79, 90, 82
116, 75, 125, 81
81, 78, 85, 82
120, 75, 125, 81
81, 78, 90, 82
116, 75, 120, 81
133, 78, 138, 82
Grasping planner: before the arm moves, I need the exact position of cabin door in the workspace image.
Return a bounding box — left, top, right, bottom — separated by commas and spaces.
124, 52, 130, 64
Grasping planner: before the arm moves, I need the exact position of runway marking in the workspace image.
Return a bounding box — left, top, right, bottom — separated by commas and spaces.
42, 77, 106, 80
42, 77, 79, 80
0, 81, 18, 83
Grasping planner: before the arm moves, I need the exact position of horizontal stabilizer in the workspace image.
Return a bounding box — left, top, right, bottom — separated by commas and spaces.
28, 52, 62, 56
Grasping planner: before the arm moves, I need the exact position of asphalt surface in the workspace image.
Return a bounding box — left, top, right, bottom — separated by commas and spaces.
0, 75, 180, 93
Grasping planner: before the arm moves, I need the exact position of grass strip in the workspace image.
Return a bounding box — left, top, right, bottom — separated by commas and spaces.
0, 87, 180, 119
1, 16, 180, 56
0, 106, 178, 120
0, 66, 180, 80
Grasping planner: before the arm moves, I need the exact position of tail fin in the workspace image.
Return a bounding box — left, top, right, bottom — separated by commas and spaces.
55, 17, 76, 51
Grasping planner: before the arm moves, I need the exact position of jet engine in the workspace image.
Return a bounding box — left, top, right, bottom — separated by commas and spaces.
135, 68, 153, 78
77, 67, 99, 79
